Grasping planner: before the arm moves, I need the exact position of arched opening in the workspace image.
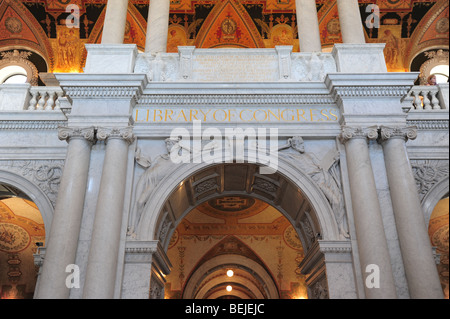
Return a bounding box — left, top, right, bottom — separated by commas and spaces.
164, 197, 306, 299
0, 183, 45, 299
133, 159, 342, 299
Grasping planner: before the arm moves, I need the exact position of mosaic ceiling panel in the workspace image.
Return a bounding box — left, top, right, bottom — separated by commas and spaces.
0, 0, 447, 73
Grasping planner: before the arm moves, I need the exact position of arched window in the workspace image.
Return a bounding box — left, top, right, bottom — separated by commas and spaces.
0, 65, 28, 84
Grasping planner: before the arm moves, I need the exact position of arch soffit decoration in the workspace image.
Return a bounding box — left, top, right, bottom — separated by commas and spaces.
136, 156, 340, 252
194, 0, 265, 49
0, 0, 52, 72
0, 170, 53, 242
405, 0, 449, 70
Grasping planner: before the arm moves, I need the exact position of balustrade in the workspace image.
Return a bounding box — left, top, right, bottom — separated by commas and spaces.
28, 86, 65, 111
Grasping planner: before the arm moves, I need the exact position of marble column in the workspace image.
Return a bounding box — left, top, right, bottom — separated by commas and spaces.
340, 126, 397, 299
83, 127, 135, 299
145, 0, 171, 54
35, 127, 95, 299
101, 0, 129, 44
295, 0, 322, 52
336, 0, 365, 44
379, 126, 444, 299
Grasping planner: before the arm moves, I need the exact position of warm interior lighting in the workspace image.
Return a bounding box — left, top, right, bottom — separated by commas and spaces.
226, 285, 232, 292
226, 270, 234, 277
430, 64, 450, 83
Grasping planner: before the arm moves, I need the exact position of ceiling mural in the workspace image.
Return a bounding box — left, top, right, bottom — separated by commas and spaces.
164, 196, 307, 299
0, 198, 45, 299
0, 0, 447, 74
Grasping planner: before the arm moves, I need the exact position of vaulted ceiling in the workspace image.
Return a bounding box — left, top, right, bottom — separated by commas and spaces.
0, 0, 448, 75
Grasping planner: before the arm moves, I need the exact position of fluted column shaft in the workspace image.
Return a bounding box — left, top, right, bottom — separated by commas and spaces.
102, 0, 129, 44
340, 126, 397, 299
83, 127, 135, 299
35, 127, 95, 299
379, 126, 444, 299
336, 0, 365, 44
295, 0, 322, 52
145, 0, 171, 54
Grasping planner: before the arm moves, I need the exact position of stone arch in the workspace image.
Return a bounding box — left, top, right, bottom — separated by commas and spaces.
135, 155, 341, 254
0, 0, 53, 71
0, 169, 53, 242
182, 245, 280, 299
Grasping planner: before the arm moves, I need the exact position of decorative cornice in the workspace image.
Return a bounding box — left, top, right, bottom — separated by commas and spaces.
332, 86, 410, 100
58, 126, 95, 143
379, 125, 418, 142
63, 86, 143, 102
97, 127, 135, 145
138, 94, 335, 106
406, 119, 449, 131
0, 120, 66, 130
339, 125, 379, 144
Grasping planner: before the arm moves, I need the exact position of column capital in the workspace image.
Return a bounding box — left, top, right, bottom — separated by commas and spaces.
58, 126, 95, 143
339, 125, 379, 144
97, 126, 135, 145
379, 126, 418, 143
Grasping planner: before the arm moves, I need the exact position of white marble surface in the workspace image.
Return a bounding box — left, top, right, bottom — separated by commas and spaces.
332, 44, 387, 73
0, 83, 30, 111
84, 44, 138, 74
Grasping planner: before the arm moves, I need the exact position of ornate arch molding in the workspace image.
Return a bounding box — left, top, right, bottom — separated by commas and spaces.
411, 159, 449, 227
0, 169, 54, 242
0, 50, 39, 85
135, 156, 341, 254
405, 0, 449, 71
194, 0, 265, 49
0, 0, 53, 72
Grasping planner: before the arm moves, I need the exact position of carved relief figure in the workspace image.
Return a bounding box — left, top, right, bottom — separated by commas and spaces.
128, 139, 180, 236
279, 136, 349, 238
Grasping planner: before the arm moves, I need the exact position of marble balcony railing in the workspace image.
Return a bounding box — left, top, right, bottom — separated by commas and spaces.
403, 83, 449, 111
0, 83, 68, 112
28, 86, 65, 111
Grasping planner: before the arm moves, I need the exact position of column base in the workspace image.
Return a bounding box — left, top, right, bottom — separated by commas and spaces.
84, 44, 138, 74
332, 43, 387, 73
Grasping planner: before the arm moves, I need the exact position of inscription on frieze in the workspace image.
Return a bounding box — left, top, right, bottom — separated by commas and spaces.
192, 54, 278, 82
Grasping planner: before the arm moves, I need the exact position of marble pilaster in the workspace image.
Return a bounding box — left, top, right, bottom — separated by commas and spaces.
35, 127, 95, 299
83, 127, 135, 299
121, 241, 172, 299
339, 126, 397, 299
379, 126, 444, 299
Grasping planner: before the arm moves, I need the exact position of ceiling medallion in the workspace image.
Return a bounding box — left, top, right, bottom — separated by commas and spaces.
0, 223, 30, 253
221, 17, 237, 35
5, 17, 23, 34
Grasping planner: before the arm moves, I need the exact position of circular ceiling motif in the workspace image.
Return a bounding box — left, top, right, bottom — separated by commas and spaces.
0, 223, 31, 253
283, 225, 302, 250
5, 17, 23, 34
197, 196, 268, 219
